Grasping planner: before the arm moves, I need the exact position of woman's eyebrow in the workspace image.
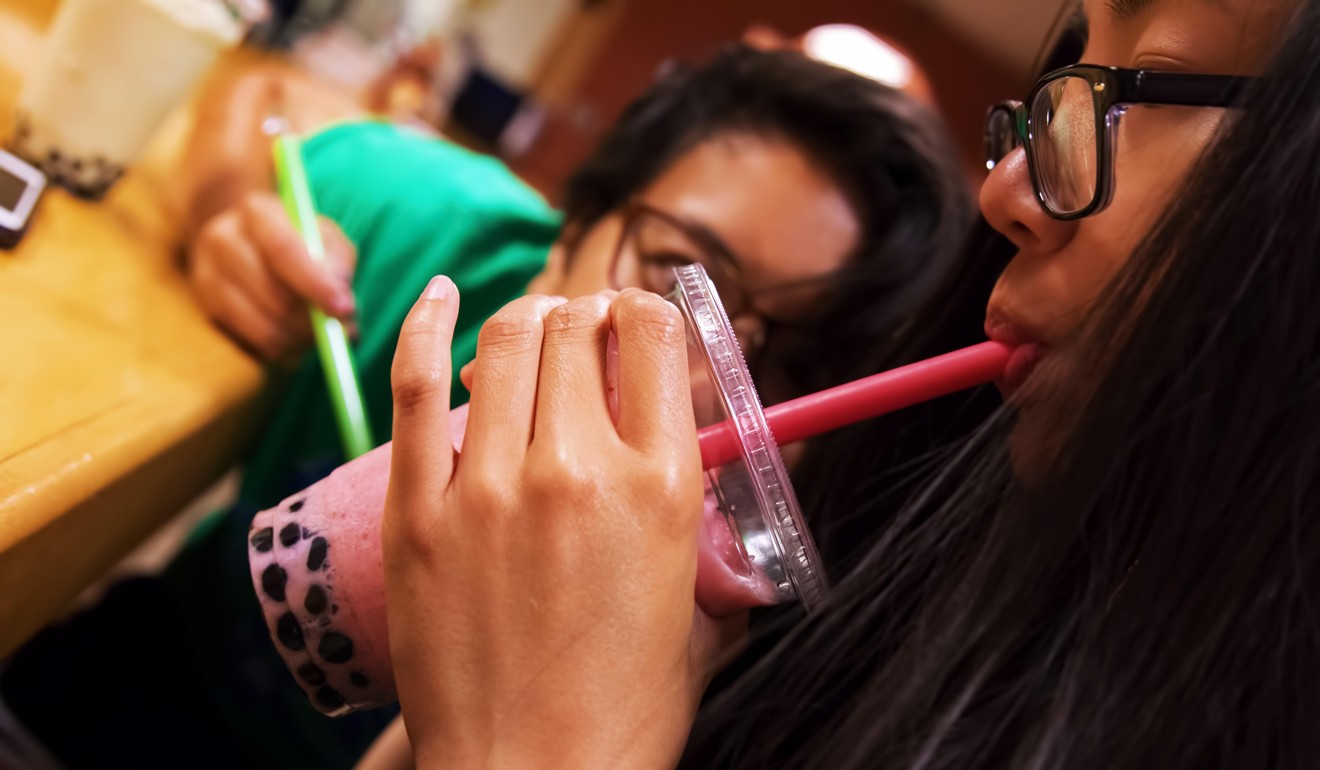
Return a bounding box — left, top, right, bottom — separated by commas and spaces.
1106, 0, 1158, 22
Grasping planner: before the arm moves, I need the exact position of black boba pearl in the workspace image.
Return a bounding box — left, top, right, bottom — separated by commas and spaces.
314, 686, 345, 710
261, 564, 287, 602
349, 672, 369, 688
304, 585, 328, 615
307, 537, 328, 571
276, 612, 304, 651
318, 632, 354, 664
250, 527, 274, 552
296, 662, 325, 686
279, 523, 301, 548
289, 498, 306, 512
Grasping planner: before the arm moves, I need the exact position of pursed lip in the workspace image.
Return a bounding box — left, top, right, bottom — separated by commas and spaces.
985, 310, 1048, 397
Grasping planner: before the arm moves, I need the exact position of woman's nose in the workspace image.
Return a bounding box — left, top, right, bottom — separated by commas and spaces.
979, 147, 1080, 256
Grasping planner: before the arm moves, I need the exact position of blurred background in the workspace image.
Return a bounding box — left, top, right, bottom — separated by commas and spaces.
253, 0, 1070, 197
0, 0, 1075, 617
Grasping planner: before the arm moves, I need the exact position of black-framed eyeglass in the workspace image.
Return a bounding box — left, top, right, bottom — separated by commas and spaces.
606, 199, 847, 402
985, 64, 1255, 220
607, 199, 839, 327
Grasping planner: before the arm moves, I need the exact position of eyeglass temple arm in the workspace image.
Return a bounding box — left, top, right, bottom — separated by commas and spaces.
1125, 71, 1253, 108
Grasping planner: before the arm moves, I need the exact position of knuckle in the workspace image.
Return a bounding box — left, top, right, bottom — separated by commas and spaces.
525, 447, 604, 506
391, 355, 450, 412
544, 295, 610, 338
617, 290, 686, 347
638, 462, 701, 538
638, 461, 686, 503
477, 303, 544, 355
196, 212, 238, 255
382, 501, 442, 564
459, 467, 516, 514
238, 190, 271, 219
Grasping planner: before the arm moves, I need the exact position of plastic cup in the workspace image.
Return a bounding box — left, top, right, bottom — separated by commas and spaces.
10, 0, 247, 198
247, 265, 826, 715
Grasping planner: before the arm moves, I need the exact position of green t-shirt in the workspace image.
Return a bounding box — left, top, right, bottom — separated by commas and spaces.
169, 121, 561, 768
241, 120, 561, 504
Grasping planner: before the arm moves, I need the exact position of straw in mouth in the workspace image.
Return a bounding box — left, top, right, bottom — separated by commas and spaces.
697, 341, 1012, 470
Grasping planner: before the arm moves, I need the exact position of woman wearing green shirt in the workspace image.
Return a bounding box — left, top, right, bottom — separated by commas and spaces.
0, 47, 972, 769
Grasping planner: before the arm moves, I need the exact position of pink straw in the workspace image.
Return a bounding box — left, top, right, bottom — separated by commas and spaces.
698, 341, 1012, 470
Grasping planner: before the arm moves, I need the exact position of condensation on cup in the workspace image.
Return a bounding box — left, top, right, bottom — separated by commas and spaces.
11, 0, 262, 198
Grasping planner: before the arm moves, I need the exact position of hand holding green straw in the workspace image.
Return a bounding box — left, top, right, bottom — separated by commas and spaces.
272, 133, 375, 459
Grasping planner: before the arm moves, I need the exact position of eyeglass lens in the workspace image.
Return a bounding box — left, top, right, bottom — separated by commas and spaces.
619, 212, 746, 316
985, 108, 1020, 169
1031, 75, 1100, 215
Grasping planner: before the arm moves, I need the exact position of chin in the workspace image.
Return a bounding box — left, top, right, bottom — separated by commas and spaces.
1002, 357, 1084, 483
1006, 406, 1062, 483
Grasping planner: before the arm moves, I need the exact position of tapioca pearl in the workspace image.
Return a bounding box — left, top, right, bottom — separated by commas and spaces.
349, 672, 369, 688
314, 685, 345, 711
304, 585, 329, 615
279, 523, 301, 548
289, 499, 306, 512
307, 537, 328, 571
261, 564, 288, 602
318, 631, 354, 664
276, 612, 305, 651
250, 527, 274, 553
296, 662, 326, 687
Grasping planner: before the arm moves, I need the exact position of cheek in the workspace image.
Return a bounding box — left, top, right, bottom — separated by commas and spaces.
559, 223, 623, 298
1107, 108, 1222, 250
1025, 111, 1223, 327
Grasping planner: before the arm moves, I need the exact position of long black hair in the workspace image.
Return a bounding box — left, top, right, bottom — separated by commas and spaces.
685, 0, 1320, 767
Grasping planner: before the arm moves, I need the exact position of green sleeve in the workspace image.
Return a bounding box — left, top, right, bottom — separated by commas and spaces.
240, 120, 561, 506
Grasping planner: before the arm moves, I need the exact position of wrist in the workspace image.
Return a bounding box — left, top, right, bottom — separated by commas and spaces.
414, 724, 683, 770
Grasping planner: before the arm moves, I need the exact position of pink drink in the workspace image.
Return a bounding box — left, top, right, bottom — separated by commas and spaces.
250, 265, 820, 715
248, 404, 776, 714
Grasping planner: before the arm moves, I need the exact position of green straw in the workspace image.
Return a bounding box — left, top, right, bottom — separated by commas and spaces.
272, 133, 374, 459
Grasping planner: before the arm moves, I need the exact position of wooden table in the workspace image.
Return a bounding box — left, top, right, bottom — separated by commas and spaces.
0, 0, 267, 657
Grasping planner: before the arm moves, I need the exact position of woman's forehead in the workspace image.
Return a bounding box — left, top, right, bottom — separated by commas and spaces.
641, 136, 860, 283
1086, 0, 1294, 26
1082, 0, 1294, 72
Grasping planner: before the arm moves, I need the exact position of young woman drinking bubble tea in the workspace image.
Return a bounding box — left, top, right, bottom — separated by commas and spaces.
379, 0, 1318, 767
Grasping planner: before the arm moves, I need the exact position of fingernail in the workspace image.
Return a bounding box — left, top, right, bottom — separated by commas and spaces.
423, 275, 455, 301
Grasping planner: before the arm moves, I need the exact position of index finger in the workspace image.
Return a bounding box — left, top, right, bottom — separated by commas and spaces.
610, 289, 694, 451
388, 276, 460, 511
242, 193, 355, 318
